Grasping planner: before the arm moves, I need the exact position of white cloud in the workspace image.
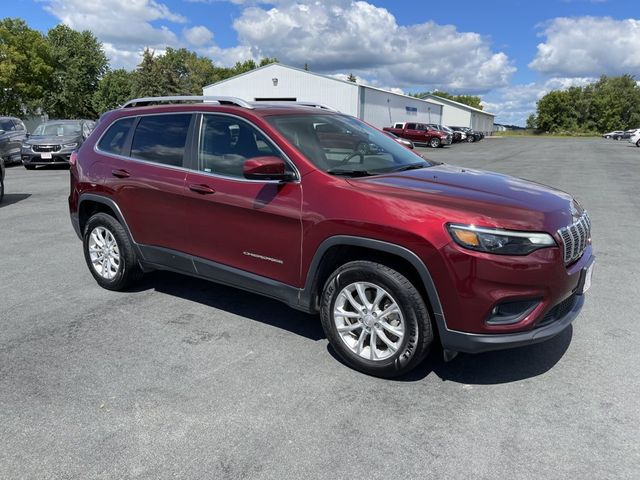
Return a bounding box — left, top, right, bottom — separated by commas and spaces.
43, 0, 186, 68
230, 0, 515, 92
183, 26, 214, 46
42, 0, 514, 91
530, 16, 640, 77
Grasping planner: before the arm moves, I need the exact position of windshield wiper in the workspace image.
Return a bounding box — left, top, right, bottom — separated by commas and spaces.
326, 169, 376, 177
389, 162, 429, 173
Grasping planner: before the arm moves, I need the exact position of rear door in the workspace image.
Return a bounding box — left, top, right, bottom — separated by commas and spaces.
181, 113, 303, 286
100, 113, 195, 255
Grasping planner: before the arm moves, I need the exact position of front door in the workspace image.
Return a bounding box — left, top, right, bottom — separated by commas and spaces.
182, 114, 303, 287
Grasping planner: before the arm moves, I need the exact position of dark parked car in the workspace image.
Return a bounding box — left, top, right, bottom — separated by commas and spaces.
22, 120, 94, 169
428, 124, 463, 143
0, 156, 4, 203
69, 96, 595, 378
0, 116, 29, 165
451, 126, 483, 142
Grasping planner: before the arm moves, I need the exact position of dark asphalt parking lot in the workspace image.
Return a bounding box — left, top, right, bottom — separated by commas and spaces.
1, 137, 638, 479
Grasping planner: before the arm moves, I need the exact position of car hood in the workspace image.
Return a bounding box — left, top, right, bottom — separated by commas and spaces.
347, 163, 582, 232
27, 135, 81, 145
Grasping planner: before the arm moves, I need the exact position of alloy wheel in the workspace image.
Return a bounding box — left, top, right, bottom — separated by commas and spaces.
333, 282, 405, 361
88, 226, 120, 280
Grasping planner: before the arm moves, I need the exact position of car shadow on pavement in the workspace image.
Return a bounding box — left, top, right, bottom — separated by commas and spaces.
0, 193, 31, 208
401, 325, 573, 384
132, 271, 325, 341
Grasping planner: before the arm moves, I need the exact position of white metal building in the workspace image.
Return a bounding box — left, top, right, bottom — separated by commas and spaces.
202, 63, 443, 129
419, 94, 495, 133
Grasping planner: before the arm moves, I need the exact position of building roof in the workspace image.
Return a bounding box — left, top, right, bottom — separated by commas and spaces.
203, 62, 360, 90
419, 93, 495, 117
204, 62, 442, 108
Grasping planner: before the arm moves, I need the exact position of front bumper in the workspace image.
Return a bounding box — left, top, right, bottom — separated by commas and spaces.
438, 254, 594, 354
22, 149, 74, 165
440, 293, 583, 354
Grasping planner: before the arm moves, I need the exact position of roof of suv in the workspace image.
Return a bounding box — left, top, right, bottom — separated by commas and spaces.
116, 96, 339, 118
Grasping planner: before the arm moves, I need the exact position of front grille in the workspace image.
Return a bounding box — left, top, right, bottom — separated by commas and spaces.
537, 294, 577, 327
33, 144, 61, 152
558, 212, 591, 264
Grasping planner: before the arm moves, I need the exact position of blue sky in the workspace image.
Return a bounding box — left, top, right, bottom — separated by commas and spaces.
5, 0, 640, 124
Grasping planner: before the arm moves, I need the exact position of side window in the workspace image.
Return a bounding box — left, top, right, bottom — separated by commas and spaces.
0, 119, 14, 131
198, 115, 284, 178
97, 117, 134, 156
131, 114, 191, 167
406, 123, 417, 130
13, 120, 25, 131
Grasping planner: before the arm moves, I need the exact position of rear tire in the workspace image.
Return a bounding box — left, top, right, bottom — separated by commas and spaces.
320, 260, 433, 378
83, 213, 143, 291
636, 139, 640, 147
0, 176, 4, 203
429, 137, 441, 148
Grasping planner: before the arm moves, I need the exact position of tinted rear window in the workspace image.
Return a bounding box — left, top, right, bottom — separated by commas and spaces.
130, 114, 191, 167
97, 118, 134, 155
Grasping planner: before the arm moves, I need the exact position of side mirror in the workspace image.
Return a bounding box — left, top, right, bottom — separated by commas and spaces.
25, 132, 30, 138
243, 156, 295, 181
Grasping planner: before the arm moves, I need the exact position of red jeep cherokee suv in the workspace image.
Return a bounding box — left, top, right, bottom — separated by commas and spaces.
69, 96, 595, 378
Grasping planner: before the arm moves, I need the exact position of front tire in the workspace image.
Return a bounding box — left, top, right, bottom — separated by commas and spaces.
429, 137, 441, 148
320, 261, 433, 378
0, 175, 4, 203
636, 139, 640, 147
83, 213, 142, 290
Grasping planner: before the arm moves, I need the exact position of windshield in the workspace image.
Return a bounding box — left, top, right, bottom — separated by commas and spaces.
33, 122, 82, 136
266, 114, 434, 176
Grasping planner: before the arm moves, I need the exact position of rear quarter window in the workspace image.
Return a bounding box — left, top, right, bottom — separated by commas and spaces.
130, 114, 191, 167
97, 118, 134, 156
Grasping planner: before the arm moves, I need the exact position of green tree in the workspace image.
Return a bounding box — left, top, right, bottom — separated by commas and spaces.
526, 114, 537, 130
131, 49, 171, 97
0, 18, 52, 116
534, 75, 640, 133
156, 47, 227, 95
93, 69, 135, 113
259, 57, 278, 67
431, 91, 483, 110
45, 24, 108, 118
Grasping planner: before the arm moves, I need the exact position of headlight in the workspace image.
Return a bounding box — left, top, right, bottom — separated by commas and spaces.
63, 143, 78, 148
447, 224, 556, 255
22, 143, 31, 149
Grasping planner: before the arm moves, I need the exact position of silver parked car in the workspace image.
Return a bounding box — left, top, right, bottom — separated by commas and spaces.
21, 120, 95, 169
